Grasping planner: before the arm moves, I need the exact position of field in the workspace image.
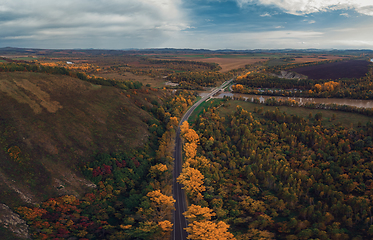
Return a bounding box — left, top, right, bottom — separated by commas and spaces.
290, 59, 371, 80
266, 55, 347, 67
96, 72, 167, 88
179, 57, 265, 72
217, 100, 372, 128
291, 55, 346, 63
11, 57, 38, 61
159, 54, 349, 72
152, 56, 266, 72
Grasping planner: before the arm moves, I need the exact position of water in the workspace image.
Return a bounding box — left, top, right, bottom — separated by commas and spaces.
200, 92, 373, 109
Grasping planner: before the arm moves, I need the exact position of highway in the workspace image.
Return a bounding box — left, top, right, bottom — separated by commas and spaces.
172, 78, 234, 240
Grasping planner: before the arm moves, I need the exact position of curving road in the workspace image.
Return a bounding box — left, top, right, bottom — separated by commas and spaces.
172, 78, 234, 240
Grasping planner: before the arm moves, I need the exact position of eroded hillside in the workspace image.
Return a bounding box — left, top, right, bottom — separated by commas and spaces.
0, 72, 165, 237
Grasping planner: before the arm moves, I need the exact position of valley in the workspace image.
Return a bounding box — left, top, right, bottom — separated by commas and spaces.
0, 48, 372, 239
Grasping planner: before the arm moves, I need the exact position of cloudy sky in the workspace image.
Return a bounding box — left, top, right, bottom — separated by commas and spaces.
1, 0, 373, 50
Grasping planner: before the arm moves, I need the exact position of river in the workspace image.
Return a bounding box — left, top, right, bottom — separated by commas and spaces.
200, 92, 373, 109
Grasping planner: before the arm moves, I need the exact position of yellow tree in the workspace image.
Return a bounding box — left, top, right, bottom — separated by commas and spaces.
157, 220, 173, 239
149, 163, 168, 178
180, 120, 199, 143
183, 129, 200, 143
183, 204, 216, 222
232, 84, 244, 93
186, 220, 236, 240
186, 156, 211, 173
177, 167, 205, 199
180, 121, 190, 135
167, 116, 179, 129
314, 84, 322, 93
146, 190, 175, 221
184, 142, 198, 159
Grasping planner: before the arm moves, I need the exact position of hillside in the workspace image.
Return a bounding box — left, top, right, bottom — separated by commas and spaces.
0, 72, 165, 237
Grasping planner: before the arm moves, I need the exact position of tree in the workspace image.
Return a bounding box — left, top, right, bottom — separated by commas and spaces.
185, 220, 236, 240
232, 84, 244, 93
315, 113, 323, 121
180, 121, 190, 135
146, 190, 175, 221
184, 205, 216, 222
183, 129, 200, 143
184, 142, 198, 159
177, 167, 205, 199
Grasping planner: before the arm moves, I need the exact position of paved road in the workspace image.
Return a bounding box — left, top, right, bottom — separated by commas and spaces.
172, 78, 234, 240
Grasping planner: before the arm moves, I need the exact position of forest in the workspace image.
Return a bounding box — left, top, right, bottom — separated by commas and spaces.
178, 103, 373, 239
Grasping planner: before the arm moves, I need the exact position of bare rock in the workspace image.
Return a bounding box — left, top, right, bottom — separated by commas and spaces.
0, 204, 30, 239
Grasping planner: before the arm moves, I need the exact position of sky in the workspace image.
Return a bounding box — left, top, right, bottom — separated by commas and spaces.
1, 0, 373, 50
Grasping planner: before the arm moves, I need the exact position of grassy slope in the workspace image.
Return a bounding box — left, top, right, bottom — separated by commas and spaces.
0, 228, 22, 240
188, 98, 225, 123
0, 72, 163, 209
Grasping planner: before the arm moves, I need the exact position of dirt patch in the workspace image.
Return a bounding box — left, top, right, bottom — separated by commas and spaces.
14, 79, 62, 113
198, 58, 266, 72
0, 80, 43, 114
271, 71, 306, 79
0, 78, 62, 114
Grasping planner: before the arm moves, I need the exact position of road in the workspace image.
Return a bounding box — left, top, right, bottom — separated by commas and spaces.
172, 78, 234, 240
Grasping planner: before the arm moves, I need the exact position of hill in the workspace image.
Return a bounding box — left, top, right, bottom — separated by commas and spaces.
0, 72, 165, 237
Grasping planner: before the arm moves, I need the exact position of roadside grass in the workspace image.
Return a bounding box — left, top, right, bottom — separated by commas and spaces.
194, 96, 202, 103
223, 83, 234, 91
0, 60, 6, 63
217, 100, 372, 128
188, 98, 225, 123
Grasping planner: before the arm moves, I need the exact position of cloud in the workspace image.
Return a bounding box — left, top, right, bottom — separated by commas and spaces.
236, 0, 373, 16
161, 30, 324, 49
303, 19, 316, 24
260, 13, 272, 17
0, 0, 189, 48
340, 13, 350, 17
